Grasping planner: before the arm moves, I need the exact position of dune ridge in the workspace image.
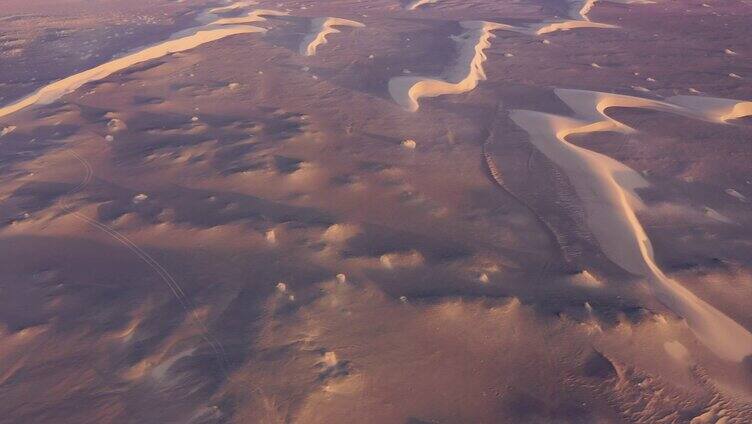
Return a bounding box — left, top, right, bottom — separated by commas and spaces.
299, 17, 365, 57
388, 21, 514, 111
509, 89, 752, 362
568, 0, 656, 21
555, 88, 752, 125
532, 20, 617, 35
665, 95, 752, 123
387, 0, 658, 111
0, 4, 286, 120
405, 0, 440, 10
528, 0, 656, 36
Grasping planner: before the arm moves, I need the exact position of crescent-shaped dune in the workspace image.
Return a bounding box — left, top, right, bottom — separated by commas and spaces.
510, 90, 752, 362
211, 9, 289, 26
555, 88, 752, 125
568, 0, 656, 21
387, 0, 656, 112
405, 0, 440, 10
0, 5, 286, 120
534, 0, 655, 35
665, 95, 752, 123
299, 17, 365, 57
532, 20, 617, 35
388, 21, 515, 111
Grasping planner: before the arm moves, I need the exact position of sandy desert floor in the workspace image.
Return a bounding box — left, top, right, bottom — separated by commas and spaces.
1, 0, 752, 423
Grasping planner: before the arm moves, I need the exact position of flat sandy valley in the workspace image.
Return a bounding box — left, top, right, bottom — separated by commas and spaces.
1, 0, 752, 422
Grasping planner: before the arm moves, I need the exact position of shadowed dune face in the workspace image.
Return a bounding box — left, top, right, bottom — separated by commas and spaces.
2, 0, 752, 422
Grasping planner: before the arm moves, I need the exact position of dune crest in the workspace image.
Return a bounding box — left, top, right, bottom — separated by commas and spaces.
665, 95, 752, 123
210, 9, 288, 26
568, 0, 656, 21
510, 89, 752, 362
532, 19, 617, 35
388, 21, 514, 111
386, 2, 656, 111
529, 0, 654, 35
405, 0, 439, 10
555, 88, 752, 125
299, 17, 365, 57
0, 4, 287, 120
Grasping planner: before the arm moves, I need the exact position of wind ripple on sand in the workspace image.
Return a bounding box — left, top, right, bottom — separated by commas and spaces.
388, 21, 515, 112
299, 17, 365, 57
509, 89, 752, 361
0, 4, 286, 120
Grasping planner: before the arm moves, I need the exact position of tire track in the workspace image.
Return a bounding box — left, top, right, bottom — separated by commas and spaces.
64, 151, 229, 375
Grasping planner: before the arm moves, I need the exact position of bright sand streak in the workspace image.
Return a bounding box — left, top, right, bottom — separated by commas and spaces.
510, 89, 752, 361
299, 17, 365, 57
0, 4, 282, 120
406, 0, 439, 10
389, 21, 515, 112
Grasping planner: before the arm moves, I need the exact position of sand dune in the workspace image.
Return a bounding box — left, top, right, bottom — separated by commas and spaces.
0, 5, 286, 120
405, 0, 440, 10
535, 0, 654, 35
532, 19, 617, 35
510, 90, 752, 361
568, 0, 656, 21
665, 95, 752, 123
211, 9, 289, 26
387, 3, 645, 111
555, 88, 752, 126
299, 17, 365, 57
388, 21, 514, 111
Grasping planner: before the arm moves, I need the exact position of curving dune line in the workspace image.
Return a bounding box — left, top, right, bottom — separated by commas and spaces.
387, 0, 654, 112
530, 0, 656, 35
568, 0, 656, 21
389, 21, 515, 111
210, 8, 288, 26
665, 95, 752, 123
554, 89, 752, 126
299, 17, 365, 57
510, 89, 752, 362
532, 19, 616, 35
0, 4, 287, 120
405, 0, 439, 10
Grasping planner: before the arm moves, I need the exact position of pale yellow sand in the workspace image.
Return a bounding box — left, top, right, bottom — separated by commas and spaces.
405, 0, 439, 10
533, 20, 617, 35
0, 4, 286, 120
569, 0, 656, 21
299, 17, 365, 57
388, 21, 515, 111
211, 9, 288, 26
665, 95, 752, 123
555, 88, 752, 128
510, 89, 752, 361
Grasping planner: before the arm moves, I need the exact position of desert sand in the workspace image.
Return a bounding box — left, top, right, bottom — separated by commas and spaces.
0, 4, 291, 119
510, 94, 752, 360
389, 21, 514, 111
299, 17, 365, 56
2, 0, 752, 422
405, 0, 440, 11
